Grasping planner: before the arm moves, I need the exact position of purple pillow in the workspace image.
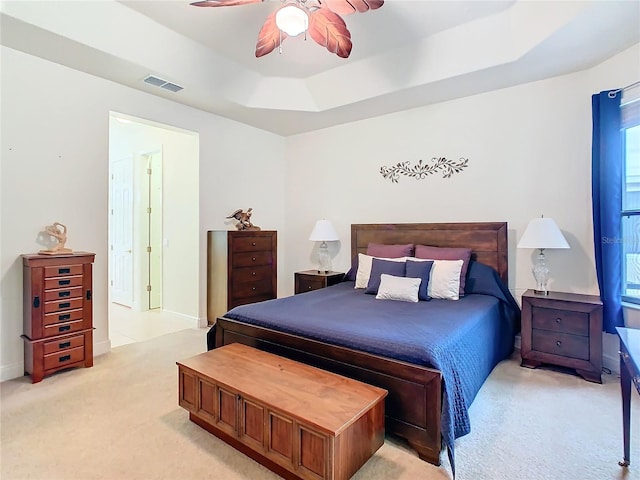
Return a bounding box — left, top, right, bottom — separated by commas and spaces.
406, 259, 433, 301
366, 243, 414, 258
414, 245, 472, 296
365, 258, 406, 294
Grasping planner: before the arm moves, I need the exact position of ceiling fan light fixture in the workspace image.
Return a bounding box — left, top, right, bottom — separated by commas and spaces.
275, 4, 308, 37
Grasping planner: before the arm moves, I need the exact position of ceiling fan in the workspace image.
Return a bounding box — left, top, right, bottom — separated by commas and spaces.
190, 0, 384, 59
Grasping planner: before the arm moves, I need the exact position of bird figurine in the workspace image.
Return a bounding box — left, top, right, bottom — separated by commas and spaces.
226, 208, 261, 231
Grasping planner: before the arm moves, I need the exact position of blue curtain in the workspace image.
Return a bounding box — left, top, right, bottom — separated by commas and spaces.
592, 90, 624, 333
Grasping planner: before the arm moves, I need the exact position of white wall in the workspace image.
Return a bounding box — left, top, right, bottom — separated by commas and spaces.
0, 46, 286, 381
282, 43, 640, 372
2, 39, 637, 381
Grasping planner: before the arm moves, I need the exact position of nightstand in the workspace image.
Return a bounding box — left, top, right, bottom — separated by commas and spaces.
294, 270, 344, 294
520, 290, 603, 383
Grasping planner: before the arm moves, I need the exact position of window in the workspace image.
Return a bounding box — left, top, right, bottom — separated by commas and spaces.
621, 88, 640, 303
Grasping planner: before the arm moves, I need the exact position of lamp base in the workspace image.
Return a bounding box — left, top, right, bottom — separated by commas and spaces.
317, 241, 331, 274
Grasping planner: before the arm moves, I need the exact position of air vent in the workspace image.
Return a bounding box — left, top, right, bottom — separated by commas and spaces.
143, 75, 183, 93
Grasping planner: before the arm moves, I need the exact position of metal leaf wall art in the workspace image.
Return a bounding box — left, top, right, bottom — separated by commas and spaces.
380, 157, 469, 183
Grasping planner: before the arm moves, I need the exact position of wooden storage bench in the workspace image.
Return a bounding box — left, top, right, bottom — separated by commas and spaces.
177, 343, 387, 480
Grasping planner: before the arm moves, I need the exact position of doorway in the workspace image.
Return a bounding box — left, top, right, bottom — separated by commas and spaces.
108, 112, 200, 346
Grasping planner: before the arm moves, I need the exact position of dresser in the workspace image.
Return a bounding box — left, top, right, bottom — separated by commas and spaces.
294, 270, 344, 294
207, 230, 277, 323
520, 289, 603, 383
21, 252, 95, 383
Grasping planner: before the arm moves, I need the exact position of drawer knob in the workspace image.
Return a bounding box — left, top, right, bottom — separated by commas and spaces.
59, 355, 71, 363
251, 242, 256, 246
252, 271, 256, 276
59, 302, 71, 309
59, 279, 71, 286
59, 268, 70, 274
556, 340, 562, 347
252, 257, 256, 261
59, 341, 71, 349
308, 286, 312, 290
59, 313, 70, 321
59, 325, 71, 332
33, 296, 40, 309
555, 317, 562, 324
59, 291, 71, 298
252, 287, 256, 291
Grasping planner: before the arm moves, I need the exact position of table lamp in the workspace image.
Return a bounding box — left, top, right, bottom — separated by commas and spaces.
517, 216, 570, 295
309, 220, 338, 273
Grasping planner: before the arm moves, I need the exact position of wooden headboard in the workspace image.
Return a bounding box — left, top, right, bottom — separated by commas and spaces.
351, 222, 508, 283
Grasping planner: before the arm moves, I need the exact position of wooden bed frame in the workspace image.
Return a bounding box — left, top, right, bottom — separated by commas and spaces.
214, 222, 508, 465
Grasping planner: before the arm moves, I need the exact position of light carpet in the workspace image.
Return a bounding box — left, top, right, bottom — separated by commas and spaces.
1, 328, 638, 480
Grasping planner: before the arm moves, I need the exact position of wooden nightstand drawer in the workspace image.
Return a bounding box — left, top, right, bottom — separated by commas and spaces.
531, 330, 590, 361
531, 306, 589, 336
520, 290, 603, 383
297, 276, 325, 292
294, 271, 344, 295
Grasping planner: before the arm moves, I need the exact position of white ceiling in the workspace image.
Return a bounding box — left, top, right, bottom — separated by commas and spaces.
1, 0, 639, 136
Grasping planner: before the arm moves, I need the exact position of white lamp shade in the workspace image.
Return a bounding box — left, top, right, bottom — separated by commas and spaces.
309, 220, 339, 242
517, 217, 570, 249
275, 5, 308, 37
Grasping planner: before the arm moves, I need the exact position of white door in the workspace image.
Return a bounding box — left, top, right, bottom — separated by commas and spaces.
110, 155, 134, 307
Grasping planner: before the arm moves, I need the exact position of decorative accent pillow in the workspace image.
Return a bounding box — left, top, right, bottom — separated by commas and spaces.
427, 259, 464, 300
414, 245, 472, 296
365, 258, 407, 294
355, 253, 407, 289
375, 274, 420, 302
405, 259, 434, 301
366, 243, 414, 258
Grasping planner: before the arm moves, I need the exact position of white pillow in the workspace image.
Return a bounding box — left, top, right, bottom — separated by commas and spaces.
355, 253, 407, 289
424, 259, 463, 300
375, 274, 420, 302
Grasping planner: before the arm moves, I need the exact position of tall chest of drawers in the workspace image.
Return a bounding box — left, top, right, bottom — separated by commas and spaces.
207, 231, 277, 323
22, 252, 95, 383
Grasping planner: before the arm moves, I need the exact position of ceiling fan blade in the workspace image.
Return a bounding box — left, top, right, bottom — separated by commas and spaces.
255, 12, 287, 58
321, 0, 384, 15
308, 9, 352, 58
190, 0, 263, 7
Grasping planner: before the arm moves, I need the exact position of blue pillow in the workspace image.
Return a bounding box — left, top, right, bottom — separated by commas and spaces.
406, 259, 434, 301
365, 258, 406, 294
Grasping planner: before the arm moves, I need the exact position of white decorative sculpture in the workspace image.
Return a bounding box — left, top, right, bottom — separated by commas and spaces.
40, 222, 72, 254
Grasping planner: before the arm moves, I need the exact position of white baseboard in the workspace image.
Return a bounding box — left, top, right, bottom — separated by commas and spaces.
1, 361, 25, 382
160, 309, 200, 328
198, 317, 208, 328
94, 339, 112, 357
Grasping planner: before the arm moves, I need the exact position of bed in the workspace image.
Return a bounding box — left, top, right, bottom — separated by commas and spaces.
207, 222, 520, 470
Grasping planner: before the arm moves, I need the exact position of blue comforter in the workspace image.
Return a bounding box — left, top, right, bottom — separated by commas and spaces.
214, 261, 520, 471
